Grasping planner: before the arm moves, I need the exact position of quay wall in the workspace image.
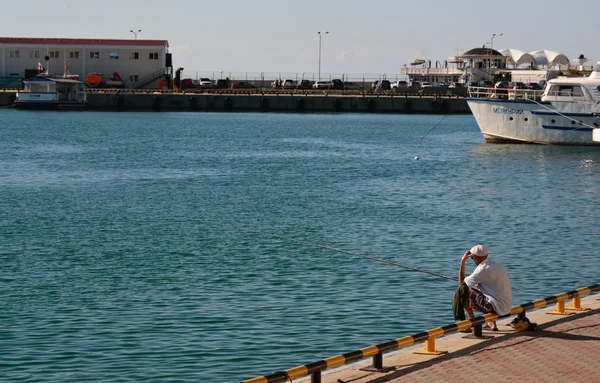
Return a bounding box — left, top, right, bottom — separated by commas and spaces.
85, 93, 470, 114
0, 92, 15, 107
0, 91, 470, 113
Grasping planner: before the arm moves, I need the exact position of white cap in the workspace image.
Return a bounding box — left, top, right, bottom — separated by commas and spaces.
470, 245, 488, 258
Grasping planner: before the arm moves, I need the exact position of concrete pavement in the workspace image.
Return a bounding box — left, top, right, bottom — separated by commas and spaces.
310, 294, 600, 383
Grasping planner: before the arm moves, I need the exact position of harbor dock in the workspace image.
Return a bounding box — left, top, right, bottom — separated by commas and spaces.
315, 295, 600, 383
0, 90, 470, 113
242, 290, 600, 383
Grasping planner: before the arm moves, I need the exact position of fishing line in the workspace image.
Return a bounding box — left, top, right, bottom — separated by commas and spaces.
421, 109, 453, 140
227, 225, 458, 281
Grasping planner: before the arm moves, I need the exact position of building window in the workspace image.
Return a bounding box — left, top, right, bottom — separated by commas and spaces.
69, 51, 80, 59
131, 52, 139, 60
49, 51, 59, 59
9, 50, 20, 58
90, 51, 100, 59
109, 52, 119, 59
149, 52, 159, 60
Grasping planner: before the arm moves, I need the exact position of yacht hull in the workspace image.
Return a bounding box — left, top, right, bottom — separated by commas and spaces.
466, 98, 599, 145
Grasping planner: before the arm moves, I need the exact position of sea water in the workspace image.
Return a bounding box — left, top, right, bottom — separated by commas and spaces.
1, 110, 599, 382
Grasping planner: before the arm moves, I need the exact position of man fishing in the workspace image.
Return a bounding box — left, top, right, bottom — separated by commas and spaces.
452, 245, 512, 331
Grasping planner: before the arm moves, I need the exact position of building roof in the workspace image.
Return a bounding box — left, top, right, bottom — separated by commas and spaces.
529, 50, 569, 67
460, 46, 504, 57
499, 49, 536, 67
0, 37, 168, 47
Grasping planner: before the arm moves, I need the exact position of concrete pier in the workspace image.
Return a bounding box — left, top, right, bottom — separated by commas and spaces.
86, 92, 469, 113
0, 90, 470, 113
308, 294, 600, 383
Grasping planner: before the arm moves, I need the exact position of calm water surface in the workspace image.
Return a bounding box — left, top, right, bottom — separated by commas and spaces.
1, 110, 599, 382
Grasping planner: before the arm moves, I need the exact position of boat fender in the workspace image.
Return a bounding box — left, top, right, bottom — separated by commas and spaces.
296, 98, 304, 110
189, 96, 198, 109
153, 95, 161, 110
116, 94, 125, 109
333, 99, 341, 111
367, 98, 375, 111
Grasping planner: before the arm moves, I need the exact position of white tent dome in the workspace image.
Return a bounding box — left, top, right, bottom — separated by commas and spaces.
499, 49, 536, 67
529, 50, 570, 67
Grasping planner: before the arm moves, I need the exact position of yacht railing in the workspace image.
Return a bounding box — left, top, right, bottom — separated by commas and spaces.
468, 86, 544, 101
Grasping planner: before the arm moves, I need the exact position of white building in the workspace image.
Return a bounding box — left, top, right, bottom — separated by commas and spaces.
0, 37, 170, 88
402, 46, 579, 85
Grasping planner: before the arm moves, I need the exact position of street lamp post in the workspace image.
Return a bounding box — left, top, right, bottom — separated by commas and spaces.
260, 71, 264, 92
130, 29, 141, 40
318, 31, 329, 80
489, 33, 503, 80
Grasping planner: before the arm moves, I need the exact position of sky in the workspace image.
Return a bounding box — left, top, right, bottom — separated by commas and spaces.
2, 0, 598, 79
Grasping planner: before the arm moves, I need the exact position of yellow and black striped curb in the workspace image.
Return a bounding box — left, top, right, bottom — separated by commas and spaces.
241, 283, 600, 383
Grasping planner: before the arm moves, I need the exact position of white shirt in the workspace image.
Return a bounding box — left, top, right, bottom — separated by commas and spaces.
464, 259, 512, 315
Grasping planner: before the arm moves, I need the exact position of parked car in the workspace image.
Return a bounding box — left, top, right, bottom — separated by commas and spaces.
281, 79, 297, 89
232, 81, 256, 89
313, 80, 330, 89
199, 77, 213, 88
271, 79, 282, 89
378, 80, 391, 90
478, 80, 493, 87
466, 81, 479, 88
409, 81, 421, 89
329, 79, 344, 90
391, 80, 408, 89
180, 79, 195, 89
525, 82, 542, 90
343, 81, 363, 90
371, 80, 379, 90
214, 79, 229, 89
436, 82, 447, 87
296, 80, 312, 89
509, 82, 526, 89
448, 82, 463, 89
420, 81, 432, 88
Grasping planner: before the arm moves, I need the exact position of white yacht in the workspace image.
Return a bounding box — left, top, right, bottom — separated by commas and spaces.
466, 62, 600, 145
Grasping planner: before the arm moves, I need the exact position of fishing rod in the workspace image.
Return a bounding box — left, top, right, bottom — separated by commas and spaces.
227, 225, 458, 282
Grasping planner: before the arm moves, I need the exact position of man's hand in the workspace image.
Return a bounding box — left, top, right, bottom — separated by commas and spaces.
462, 250, 472, 262
459, 250, 471, 285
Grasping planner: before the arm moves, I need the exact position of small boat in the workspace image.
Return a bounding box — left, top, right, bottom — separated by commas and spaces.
410, 58, 426, 66
14, 75, 87, 110
85, 72, 104, 88
106, 72, 125, 88
466, 61, 600, 145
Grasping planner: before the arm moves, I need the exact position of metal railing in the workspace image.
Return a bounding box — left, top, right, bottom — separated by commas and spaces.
240, 283, 600, 383
467, 86, 545, 101
132, 68, 165, 89
469, 67, 493, 81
